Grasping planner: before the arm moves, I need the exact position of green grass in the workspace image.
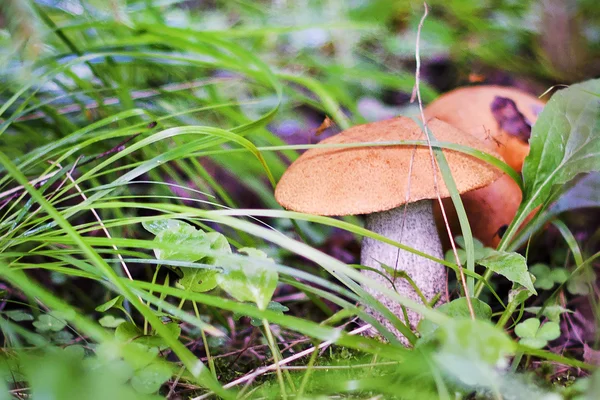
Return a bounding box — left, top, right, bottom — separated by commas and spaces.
0, 1, 599, 399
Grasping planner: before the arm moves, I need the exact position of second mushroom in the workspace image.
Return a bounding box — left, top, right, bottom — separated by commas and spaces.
275, 117, 502, 342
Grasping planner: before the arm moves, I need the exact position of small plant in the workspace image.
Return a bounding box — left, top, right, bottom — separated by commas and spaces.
514, 318, 561, 349
530, 263, 569, 290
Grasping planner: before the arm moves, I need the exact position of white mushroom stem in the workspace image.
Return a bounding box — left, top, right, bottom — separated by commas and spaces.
360, 199, 448, 344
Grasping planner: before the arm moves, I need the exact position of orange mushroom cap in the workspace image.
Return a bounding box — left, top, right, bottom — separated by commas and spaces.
275, 116, 502, 216
424, 85, 544, 172
425, 85, 545, 248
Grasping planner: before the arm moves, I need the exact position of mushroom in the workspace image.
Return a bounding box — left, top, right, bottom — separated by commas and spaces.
424, 86, 545, 248
274, 116, 502, 341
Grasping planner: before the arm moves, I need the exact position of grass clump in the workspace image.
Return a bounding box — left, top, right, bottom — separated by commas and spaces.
0, 1, 599, 399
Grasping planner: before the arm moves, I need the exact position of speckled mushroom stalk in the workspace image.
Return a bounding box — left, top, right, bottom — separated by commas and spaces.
360, 201, 445, 340
274, 117, 502, 345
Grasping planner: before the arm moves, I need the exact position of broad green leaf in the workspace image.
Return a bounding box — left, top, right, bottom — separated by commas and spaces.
115, 322, 143, 342
436, 319, 516, 366
96, 296, 125, 312
145, 219, 231, 292
19, 346, 160, 400
550, 269, 570, 284
508, 285, 532, 307
418, 298, 492, 338
519, 337, 548, 349
5, 310, 34, 322
153, 224, 230, 262
135, 323, 181, 349
176, 269, 219, 293
176, 246, 230, 293
99, 315, 127, 328
510, 80, 600, 245
477, 251, 536, 294
216, 248, 278, 310
131, 362, 172, 394
454, 236, 492, 260
62, 345, 86, 361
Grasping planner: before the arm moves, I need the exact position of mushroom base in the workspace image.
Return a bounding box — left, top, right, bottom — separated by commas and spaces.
360, 200, 448, 345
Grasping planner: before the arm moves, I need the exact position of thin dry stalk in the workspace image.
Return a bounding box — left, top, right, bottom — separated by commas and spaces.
412, 2, 475, 319
0, 171, 59, 202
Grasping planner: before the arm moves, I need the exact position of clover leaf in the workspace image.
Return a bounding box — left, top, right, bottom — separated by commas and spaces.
567, 267, 596, 295
514, 318, 560, 349
530, 263, 569, 290
33, 312, 68, 332
99, 315, 127, 328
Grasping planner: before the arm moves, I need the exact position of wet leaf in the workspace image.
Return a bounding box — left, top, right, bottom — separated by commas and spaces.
152, 222, 230, 263
216, 248, 278, 310
142, 219, 188, 236
144, 219, 231, 293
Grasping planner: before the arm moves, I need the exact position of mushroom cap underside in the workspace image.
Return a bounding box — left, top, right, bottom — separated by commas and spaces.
275, 116, 503, 216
